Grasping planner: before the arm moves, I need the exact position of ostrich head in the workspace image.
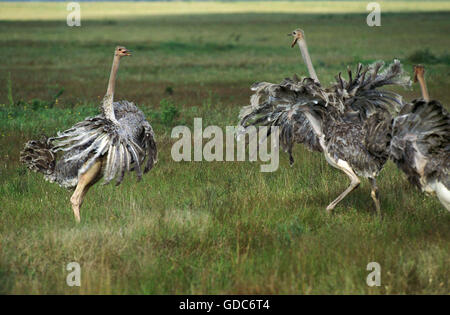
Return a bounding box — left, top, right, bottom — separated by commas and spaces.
287, 28, 319, 83
288, 29, 305, 48
413, 64, 425, 83
115, 46, 132, 57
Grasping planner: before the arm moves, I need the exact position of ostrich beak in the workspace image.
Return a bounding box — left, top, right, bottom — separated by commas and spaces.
288, 33, 298, 47
291, 37, 298, 48
125, 49, 132, 56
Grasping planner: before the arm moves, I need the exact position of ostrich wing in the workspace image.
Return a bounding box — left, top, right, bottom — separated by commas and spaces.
334, 60, 411, 116
49, 104, 157, 186
390, 99, 450, 188
238, 76, 325, 164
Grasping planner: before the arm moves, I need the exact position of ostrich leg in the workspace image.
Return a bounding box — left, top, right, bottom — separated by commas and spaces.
326, 160, 360, 212
369, 177, 381, 217
70, 160, 103, 222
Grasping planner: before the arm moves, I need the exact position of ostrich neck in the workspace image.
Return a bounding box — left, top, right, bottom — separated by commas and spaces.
103, 54, 121, 122
417, 74, 430, 102
297, 39, 319, 84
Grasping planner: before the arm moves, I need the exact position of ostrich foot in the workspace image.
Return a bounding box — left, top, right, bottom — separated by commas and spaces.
369, 178, 382, 219
70, 160, 102, 223
70, 197, 81, 223
326, 204, 335, 213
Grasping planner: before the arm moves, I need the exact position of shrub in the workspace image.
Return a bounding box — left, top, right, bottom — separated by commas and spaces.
147, 99, 180, 128
408, 49, 439, 64
407, 49, 449, 65
159, 99, 180, 126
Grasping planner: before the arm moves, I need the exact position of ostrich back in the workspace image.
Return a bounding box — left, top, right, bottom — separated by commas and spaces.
51, 100, 157, 189
324, 109, 392, 178
295, 60, 410, 178
390, 99, 450, 190
238, 60, 410, 169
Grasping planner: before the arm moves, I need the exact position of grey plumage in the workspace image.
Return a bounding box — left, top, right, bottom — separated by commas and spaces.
299, 63, 408, 177
297, 61, 411, 213
20, 137, 55, 175
238, 60, 410, 169
239, 59, 411, 213
20, 100, 157, 189
239, 76, 324, 165
390, 99, 450, 210
323, 110, 392, 178
334, 60, 410, 117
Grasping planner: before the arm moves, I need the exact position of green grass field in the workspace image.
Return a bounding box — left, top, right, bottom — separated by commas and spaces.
0, 1, 449, 294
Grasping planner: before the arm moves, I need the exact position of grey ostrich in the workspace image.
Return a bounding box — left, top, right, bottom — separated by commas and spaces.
238, 29, 325, 164
20, 46, 157, 222
390, 65, 450, 210
239, 29, 411, 215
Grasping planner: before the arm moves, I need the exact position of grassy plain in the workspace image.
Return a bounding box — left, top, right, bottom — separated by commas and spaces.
0, 1, 449, 294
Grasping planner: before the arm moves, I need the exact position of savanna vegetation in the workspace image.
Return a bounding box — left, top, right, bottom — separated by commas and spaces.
0, 1, 449, 294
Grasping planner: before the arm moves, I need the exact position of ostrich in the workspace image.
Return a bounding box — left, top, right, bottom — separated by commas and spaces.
20, 46, 157, 222
390, 65, 450, 210
239, 29, 411, 214
238, 29, 326, 164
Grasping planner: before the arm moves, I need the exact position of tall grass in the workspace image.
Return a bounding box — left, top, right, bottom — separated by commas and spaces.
6, 73, 14, 107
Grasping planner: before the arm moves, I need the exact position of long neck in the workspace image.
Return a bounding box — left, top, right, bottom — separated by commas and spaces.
416, 73, 430, 102
102, 54, 121, 122
297, 39, 319, 84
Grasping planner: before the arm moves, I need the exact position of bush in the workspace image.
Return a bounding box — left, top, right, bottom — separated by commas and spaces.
407, 49, 450, 65
159, 99, 180, 126
147, 99, 180, 127
408, 49, 438, 64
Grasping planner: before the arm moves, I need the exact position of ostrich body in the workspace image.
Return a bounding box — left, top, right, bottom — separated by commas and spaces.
239, 29, 411, 214
390, 65, 450, 210
239, 75, 324, 164
20, 46, 157, 222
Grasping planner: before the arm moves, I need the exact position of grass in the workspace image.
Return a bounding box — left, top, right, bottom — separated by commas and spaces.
0, 2, 449, 294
